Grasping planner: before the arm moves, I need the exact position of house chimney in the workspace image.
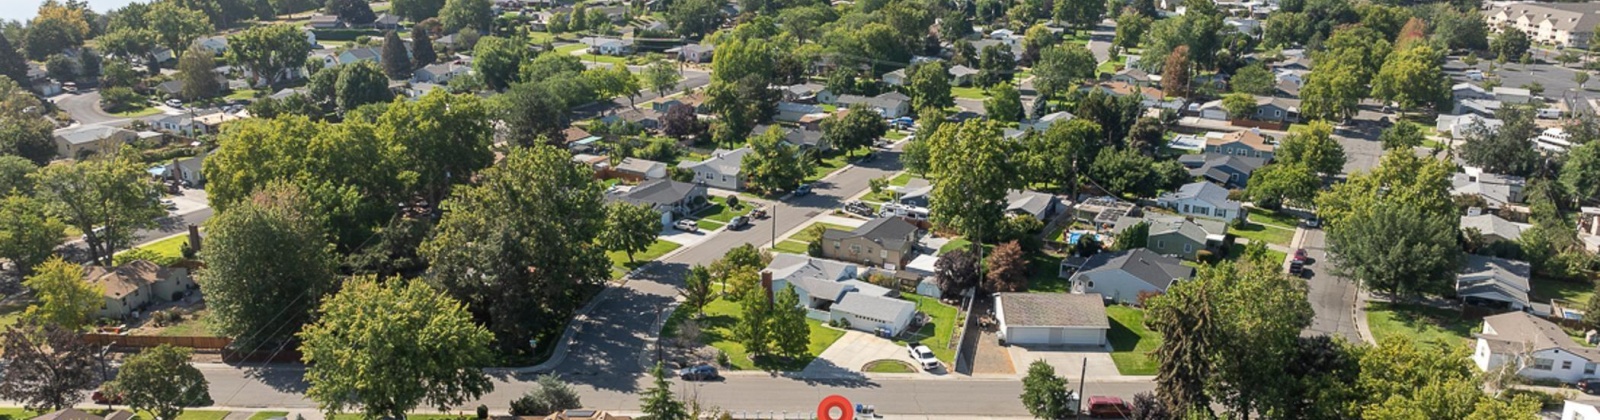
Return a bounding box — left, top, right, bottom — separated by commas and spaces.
761, 270, 774, 304
187, 224, 203, 253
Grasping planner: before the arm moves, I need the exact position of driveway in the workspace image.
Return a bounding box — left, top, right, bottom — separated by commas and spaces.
1298, 227, 1361, 342
802, 330, 947, 377
1006, 346, 1123, 380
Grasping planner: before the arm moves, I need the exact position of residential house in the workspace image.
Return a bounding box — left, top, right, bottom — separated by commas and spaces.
764, 253, 917, 335
775, 102, 824, 123
54, 125, 137, 159
612, 157, 668, 181
1111, 67, 1153, 86
1155, 182, 1246, 222
581, 37, 635, 56
598, 108, 661, 130
783, 83, 831, 103
677, 147, 750, 190
1494, 86, 1535, 104
1271, 55, 1312, 72
1026, 111, 1074, 131
751, 124, 827, 151
153, 114, 205, 137
1204, 129, 1275, 160
1062, 248, 1195, 304
835, 92, 912, 118
1225, 17, 1261, 34
1005, 190, 1063, 220
1487, 2, 1600, 49
1178, 153, 1265, 188
1563, 401, 1600, 420
1473, 311, 1600, 383
412, 62, 469, 84
1454, 99, 1504, 118
1451, 167, 1527, 209
1457, 255, 1533, 312
572, 153, 609, 175
563, 127, 601, 148
603, 178, 709, 226
542, 409, 632, 420
194, 36, 228, 55
307, 14, 343, 29
160, 151, 208, 186
1113, 214, 1226, 260
651, 93, 706, 113
948, 64, 978, 86
667, 44, 714, 62
1250, 96, 1301, 124
372, 13, 402, 30
1097, 82, 1182, 110
1461, 213, 1526, 244
338, 47, 383, 65
1453, 82, 1496, 101
1274, 69, 1306, 88
1437, 113, 1503, 139
1275, 80, 1301, 98
820, 217, 921, 269
87, 260, 199, 319
995, 293, 1110, 346
195, 111, 244, 133
883, 68, 908, 86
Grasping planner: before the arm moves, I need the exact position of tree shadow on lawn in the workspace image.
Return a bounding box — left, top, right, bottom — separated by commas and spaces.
1370, 301, 1475, 344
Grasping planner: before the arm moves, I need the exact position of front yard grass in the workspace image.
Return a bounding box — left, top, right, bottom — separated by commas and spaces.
554, 43, 587, 54
248, 412, 289, 420
788, 222, 855, 243
895, 295, 959, 363
1029, 253, 1070, 292
1224, 243, 1287, 265
772, 240, 810, 255
884, 130, 908, 141
112, 106, 163, 118
1106, 305, 1160, 376
664, 292, 845, 371
0, 408, 38, 420
606, 239, 681, 279
224, 89, 259, 101
1227, 222, 1294, 246
134, 234, 189, 260
1531, 277, 1596, 306
889, 172, 916, 187
1365, 301, 1475, 346
577, 53, 628, 65
1246, 208, 1300, 229
695, 195, 751, 223
863, 359, 916, 373
951, 86, 987, 100
806, 151, 852, 182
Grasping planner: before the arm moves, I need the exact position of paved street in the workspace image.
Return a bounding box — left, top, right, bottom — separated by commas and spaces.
52, 90, 129, 126
1448, 57, 1592, 104
1086, 21, 1114, 64
1297, 228, 1361, 343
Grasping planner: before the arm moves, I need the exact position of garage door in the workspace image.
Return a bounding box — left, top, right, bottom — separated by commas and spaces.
1008, 327, 1105, 346
1006, 327, 1053, 345
1058, 328, 1105, 346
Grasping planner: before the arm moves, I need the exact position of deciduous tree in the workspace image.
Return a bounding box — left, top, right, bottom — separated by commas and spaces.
822, 105, 889, 155
0, 195, 62, 276
376, 89, 494, 201
199, 183, 338, 350
1371, 44, 1447, 112
178, 45, 221, 101
1114, 221, 1149, 251
1491, 27, 1531, 62
1275, 121, 1346, 176
0, 322, 100, 411
600, 202, 663, 263
335, 61, 394, 114
1031, 44, 1096, 99
662, 104, 703, 140
664, 0, 723, 39
984, 82, 1023, 123
226, 24, 311, 87
1245, 163, 1319, 209
1562, 140, 1600, 203
933, 248, 979, 297
906, 62, 953, 112
105, 345, 210, 420
326, 0, 377, 25
20, 257, 99, 331
644, 60, 681, 98
1378, 121, 1425, 150
927, 120, 1017, 240
1021, 360, 1073, 419
1161, 46, 1191, 98
977, 43, 1016, 87
300, 277, 494, 419
681, 265, 714, 316
146, 2, 213, 56
1230, 63, 1274, 95
394, 0, 447, 21
31, 153, 163, 266
1221, 93, 1257, 120
0, 34, 28, 88
983, 240, 1028, 292
741, 127, 807, 193
1018, 119, 1097, 191
1460, 105, 1540, 177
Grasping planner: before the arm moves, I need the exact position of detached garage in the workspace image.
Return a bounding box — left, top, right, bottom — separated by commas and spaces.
996, 293, 1110, 347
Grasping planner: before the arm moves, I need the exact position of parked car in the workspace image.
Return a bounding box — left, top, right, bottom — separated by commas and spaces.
672, 219, 699, 232
678, 364, 719, 381
160, 199, 178, 209
165, 99, 183, 108
1581, 379, 1600, 395
1293, 248, 1309, 263
1303, 218, 1321, 228
906, 342, 940, 370
844, 201, 874, 217
750, 206, 768, 219
728, 215, 750, 229
92, 390, 123, 405
792, 184, 812, 197
1289, 260, 1305, 276
1086, 396, 1131, 418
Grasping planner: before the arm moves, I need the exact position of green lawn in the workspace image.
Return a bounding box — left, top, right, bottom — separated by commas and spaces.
889, 172, 916, 187
0, 408, 39, 420
806, 152, 851, 182
789, 222, 855, 243
951, 86, 987, 100
694, 196, 752, 223
153, 310, 213, 337
1106, 305, 1160, 376
1029, 253, 1069, 292
606, 239, 681, 279
1422, 139, 1446, 149
1365, 302, 1475, 346
112, 106, 163, 118
248, 412, 289, 420
1228, 222, 1295, 246
554, 43, 587, 54
822, 104, 838, 112
330, 415, 468, 420
225, 89, 259, 101
134, 234, 189, 260
772, 240, 810, 255
895, 295, 959, 363
1531, 277, 1596, 306
1247, 208, 1300, 229
577, 53, 628, 65
1224, 243, 1287, 265
884, 130, 907, 141
118, 410, 232, 420
664, 293, 845, 371
863, 359, 916, 373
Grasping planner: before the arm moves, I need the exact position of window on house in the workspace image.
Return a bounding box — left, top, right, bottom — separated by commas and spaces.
1586, 363, 1596, 374
1534, 358, 1555, 370
880, 249, 887, 259
1087, 281, 1095, 288
1564, 360, 1574, 370
833, 241, 841, 249
1155, 240, 1165, 248
1184, 244, 1192, 253
851, 244, 862, 253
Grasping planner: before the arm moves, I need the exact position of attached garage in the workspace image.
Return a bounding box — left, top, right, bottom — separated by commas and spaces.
996, 293, 1110, 347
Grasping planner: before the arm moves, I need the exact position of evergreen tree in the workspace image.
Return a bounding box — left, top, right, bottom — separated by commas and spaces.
733, 284, 771, 356
640, 363, 689, 420
0, 34, 28, 90
380, 30, 412, 80
411, 29, 437, 69
177, 45, 220, 100
770, 285, 809, 359
1114, 221, 1149, 251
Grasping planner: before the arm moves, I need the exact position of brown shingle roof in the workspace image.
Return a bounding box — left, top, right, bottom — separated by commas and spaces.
85, 260, 165, 299
1206, 130, 1271, 151
998, 293, 1110, 328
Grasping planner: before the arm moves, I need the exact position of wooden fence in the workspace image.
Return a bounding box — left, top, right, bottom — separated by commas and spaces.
81, 334, 232, 350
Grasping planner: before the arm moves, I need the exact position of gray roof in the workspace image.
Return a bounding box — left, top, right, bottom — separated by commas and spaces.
822, 217, 920, 250
1451, 172, 1525, 207
677, 147, 750, 176
1478, 311, 1600, 362
752, 124, 824, 148
1179, 153, 1265, 183
1158, 182, 1239, 211
767, 253, 859, 302
837, 92, 909, 110
1457, 255, 1532, 307
1142, 215, 1212, 243
1460, 214, 1524, 241
949, 64, 978, 77
614, 157, 666, 175
1005, 190, 1058, 219
344, 47, 381, 61
55, 125, 134, 145
606, 178, 699, 207
1075, 248, 1194, 290
1492, 2, 1600, 32
998, 293, 1110, 328
831, 292, 916, 322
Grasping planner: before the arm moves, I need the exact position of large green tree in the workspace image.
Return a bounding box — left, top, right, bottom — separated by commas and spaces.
326, 0, 377, 24
393, 0, 446, 21
1230, 63, 1275, 95
1371, 44, 1447, 112
1491, 27, 1531, 62
335, 61, 394, 114
1378, 120, 1426, 150
105, 345, 211, 420
300, 277, 494, 418
381, 31, 413, 80
984, 82, 1024, 123
226, 24, 311, 87
0, 195, 63, 276
1018, 119, 1098, 191
600, 201, 663, 263
1274, 121, 1346, 176
177, 45, 221, 101
927, 119, 1017, 241
644, 59, 681, 98
198, 183, 338, 350
741, 127, 808, 193
0, 323, 99, 411
733, 279, 772, 356
664, 0, 723, 38
770, 285, 809, 359
1460, 105, 1540, 177
19, 257, 99, 331
1562, 140, 1600, 203
0, 34, 28, 88
822, 104, 889, 155
1030, 44, 1096, 99
1244, 163, 1320, 209
31, 153, 164, 266
377, 89, 494, 200
1317, 153, 1459, 297
905, 62, 953, 113
440, 0, 491, 35
146, 1, 213, 57
421, 145, 610, 352
1021, 360, 1073, 419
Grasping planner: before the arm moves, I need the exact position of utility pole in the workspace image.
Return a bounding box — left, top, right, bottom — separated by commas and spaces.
1076, 357, 1087, 419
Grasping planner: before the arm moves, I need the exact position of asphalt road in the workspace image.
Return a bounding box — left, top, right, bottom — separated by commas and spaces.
1297, 228, 1361, 343
1448, 57, 1592, 104
52, 90, 129, 126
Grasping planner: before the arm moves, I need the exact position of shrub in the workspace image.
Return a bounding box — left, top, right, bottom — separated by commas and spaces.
716, 350, 730, 366
477, 405, 488, 419
100, 87, 146, 112
1196, 249, 1216, 263
1135, 291, 1161, 308
725, 195, 740, 209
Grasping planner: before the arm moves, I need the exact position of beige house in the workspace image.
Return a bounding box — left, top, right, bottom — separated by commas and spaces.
1488, 2, 1600, 49
820, 217, 921, 270
87, 260, 199, 320
53, 125, 137, 159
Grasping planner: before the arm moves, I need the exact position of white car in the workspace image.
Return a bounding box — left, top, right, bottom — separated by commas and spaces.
165, 99, 183, 108
672, 219, 699, 232
907, 343, 940, 370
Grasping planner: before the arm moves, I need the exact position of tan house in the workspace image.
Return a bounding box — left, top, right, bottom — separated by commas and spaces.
1204, 130, 1274, 160
1487, 2, 1600, 49
53, 125, 137, 159
87, 260, 199, 320
821, 217, 921, 270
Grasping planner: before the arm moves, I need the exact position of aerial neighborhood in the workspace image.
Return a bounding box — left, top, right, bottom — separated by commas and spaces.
10, 0, 1600, 417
